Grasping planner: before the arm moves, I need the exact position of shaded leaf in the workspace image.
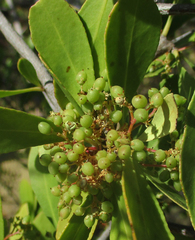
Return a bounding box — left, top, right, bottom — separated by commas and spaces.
17, 58, 41, 86
110, 182, 132, 240
122, 157, 174, 240
0, 197, 4, 240
29, 0, 95, 108
0, 107, 63, 154
181, 91, 195, 228
138, 94, 178, 142
79, 0, 116, 77
28, 147, 59, 227
0, 87, 43, 98
105, 0, 161, 101
53, 79, 68, 110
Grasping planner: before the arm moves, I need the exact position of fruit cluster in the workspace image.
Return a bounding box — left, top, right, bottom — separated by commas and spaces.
38, 70, 186, 227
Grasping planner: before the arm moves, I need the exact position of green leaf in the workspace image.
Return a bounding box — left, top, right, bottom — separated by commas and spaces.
105, 0, 161, 100
0, 197, 4, 240
17, 58, 41, 86
0, 87, 43, 98
33, 211, 55, 240
79, 0, 116, 77
19, 179, 36, 218
144, 170, 187, 211
0, 107, 63, 154
138, 94, 178, 142
53, 79, 68, 110
29, 0, 95, 105
181, 91, 195, 228
122, 157, 174, 240
110, 182, 132, 240
28, 147, 59, 227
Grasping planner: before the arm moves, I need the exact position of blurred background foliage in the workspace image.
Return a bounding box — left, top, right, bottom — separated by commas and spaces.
0, 0, 195, 238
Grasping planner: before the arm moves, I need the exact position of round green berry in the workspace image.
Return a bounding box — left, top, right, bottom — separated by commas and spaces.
105, 173, 114, 183
154, 149, 166, 163
170, 130, 179, 141
66, 102, 74, 110
173, 180, 182, 191
110, 86, 124, 98
68, 185, 81, 198
53, 115, 62, 126
39, 154, 52, 166
80, 115, 93, 128
76, 70, 87, 85
60, 207, 71, 219
107, 130, 119, 141
101, 201, 114, 213
175, 139, 182, 150
150, 93, 164, 108
107, 152, 117, 162
78, 95, 87, 105
55, 172, 67, 183
87, 88, 100, 103
73, 143, 84, 154
62, 192, 72, 204
50, 146, 63, 156
82, 162, 94, 176
118, 145, 131, 160
93, 101, 103, 111
131, 139, 145, 151
84, 215, 94, 228
73, 129, 85, 141
170, 171, 179, 181
110, 110, 123, 123
83, 127, 93, 137
81, 102, 93, 114
75, 206, 85, 216
50, 186, 61, 196
67, 150, 79, 162
132, 95, 148, 109
132, 150, 147, 162
98, 157, 111, 169
148, 88, 159, 98
160, 87, 170, 98
54, 152, 67, 164
38, 122, 52, 134
73, 195, 83, 205
159, 169, 170, 182
67, 173, 78, 184
59, 163, 69, 173
93, 77, 106, 91
96, 150, 107, 160
99, 212, 109, 222
48, 162, 59, 175
134, 109, 148, 123
166, 156, 177, 168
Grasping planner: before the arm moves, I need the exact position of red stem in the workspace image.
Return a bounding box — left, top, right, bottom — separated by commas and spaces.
4, 230, 21, 240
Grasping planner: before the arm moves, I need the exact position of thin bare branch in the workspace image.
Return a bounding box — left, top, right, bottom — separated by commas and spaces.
157, 3, 195, 15
0, 11, 60, 112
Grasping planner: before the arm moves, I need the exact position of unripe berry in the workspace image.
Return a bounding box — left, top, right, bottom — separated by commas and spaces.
101, 201, 114, 213
80, 115, 93, 128
150, 93, 164, 108
98, 157, 111, 169
38, 122, 52, 134
110, 86, 124, 98
110, 110, 123, 123
39, 154, 52, 166
76, 70, 87, 85
68, 185, 81, 198
84, 215, 94, 228
60, 207, 71, 219
82, 162, 94, 176
134, 109, 148, 123
131, 139, 145, 151
118, 145, 131, 159
87, 88, 100, 103
132, 95, 148, 109
93, 77, 106, 91
107, 130, 119, 141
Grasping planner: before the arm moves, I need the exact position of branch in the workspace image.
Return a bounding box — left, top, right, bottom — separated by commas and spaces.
0, 11, 61, 112
157, 3, 195, 15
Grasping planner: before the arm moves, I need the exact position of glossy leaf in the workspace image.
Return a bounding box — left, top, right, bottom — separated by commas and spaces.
53, 79, 68, 110
110, 182, 132, 240
105, 0, 161, 101
29, 0, 95, 108
79, 0, 116, 77
0, 107, 63, 154
138, 94, 178, 142
17, 58, 41, 86
33, 211, 55, 240
122, 157, 174, 240
0, 87, 43, 98
19, 179, 36, 218
28, 147, 59, 227
144, 170, 187, 211
181, 91, 195, 228
0, 197, 4, 240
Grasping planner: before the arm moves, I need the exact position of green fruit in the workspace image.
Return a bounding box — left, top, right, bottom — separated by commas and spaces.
166, 156, 177, 168
93, 101, 103, 111
110, 86, 124, 98
88, 185, 99, 195
59, 163, 69, 173
150, 93, 164, 108
174, 94, 186, 106
73, 195, 83, 205
83, 127, 93, 137
80, 115, 93, 128
96, 150, 107, 160
87, 88, 100, 103
98, 157, 111, 169
132, 95, 148, 109
60, 207, 71, 219
160, 87, 170, 98
84, 215, 94, 228
73, 129, 86, 141
82, 162, 94, 176
105, 173, 114, 183
55, 172, 67, 183
101, 201, 114, 213
39, 154, 52, 166
93, 77, 106, 91
48, 162, 59, 175
63, 109, 76, 120
78, 95, 87, 105
50, 146, 62, 156
118, 145, 131, 159
132, 150, 147, 162
107, 152, 117, 162
54, 152, 68, 164
75, 206, 85, 216
67, 150, 79, 162
22, 215, 31, 225
154, 149, 166, 163
76, 70, 87, 85
173, 180, 182, 191
73, 143, 84, 154
53, 115, 62, 126
68, 185, 81, 198
148, 88, 159, 98
110, 110, 123, 123
62, 192, 72, 204
159, 169, 170, 182
38, 122, 52, 134
67, 173, 78, 184
170, 130, 179, 141
50, 186, 61, 196
99, 211, 109, 222
66, 102, 74, 110
131, 139, 145, 151
134, 109, 148, 123
107, 130, 119, 141
170, 171, 179, 181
